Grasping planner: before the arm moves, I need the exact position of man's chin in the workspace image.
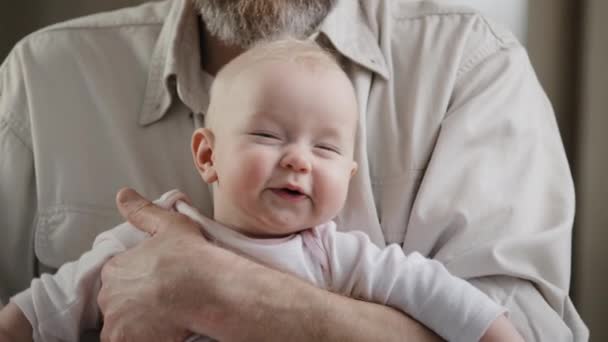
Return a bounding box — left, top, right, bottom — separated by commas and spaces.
197, 0, 336, 48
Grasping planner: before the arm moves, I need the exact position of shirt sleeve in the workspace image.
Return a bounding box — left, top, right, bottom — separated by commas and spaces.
321, 224, 506, 342
7, 190, 183, 341
403, 30, 588, 341
10, 222, 148, 342
0, 45, 38, 306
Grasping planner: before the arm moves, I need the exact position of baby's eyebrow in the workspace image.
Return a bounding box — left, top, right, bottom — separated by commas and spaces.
248, 111, 281, 123
318, 130, 341, 142
241, 112, 277, 127
317, 125, 351, 141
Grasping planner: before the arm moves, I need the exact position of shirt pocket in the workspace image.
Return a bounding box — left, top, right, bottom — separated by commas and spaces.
35, 205, 122, 268
372, 170, 424, 245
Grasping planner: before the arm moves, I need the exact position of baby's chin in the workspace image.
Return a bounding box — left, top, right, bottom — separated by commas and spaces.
237, 219, 319, 239
238, 229, 301, 240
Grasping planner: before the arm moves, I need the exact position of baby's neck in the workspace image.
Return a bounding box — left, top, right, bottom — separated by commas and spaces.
211, 215, 307, 240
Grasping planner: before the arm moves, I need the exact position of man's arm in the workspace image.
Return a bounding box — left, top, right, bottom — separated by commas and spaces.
190, 244, 440, 342
401, 21, 588, 340
194, 246, 441, 341
97, 188, 441, 341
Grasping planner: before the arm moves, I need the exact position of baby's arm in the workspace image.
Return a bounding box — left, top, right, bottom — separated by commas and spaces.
482, 315, 524, 342
321, 224, 522, 342
4, 221, 147, 342
0, 190, 188, 341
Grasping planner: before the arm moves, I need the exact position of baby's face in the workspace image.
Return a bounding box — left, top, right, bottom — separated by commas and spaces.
200, 60, 358, 237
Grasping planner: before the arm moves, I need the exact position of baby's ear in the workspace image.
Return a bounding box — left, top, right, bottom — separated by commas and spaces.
350, 161, 358, 178
191, 128, 218, 183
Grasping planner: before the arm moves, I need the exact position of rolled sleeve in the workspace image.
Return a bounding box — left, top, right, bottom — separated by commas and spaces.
404, 40, 588, 340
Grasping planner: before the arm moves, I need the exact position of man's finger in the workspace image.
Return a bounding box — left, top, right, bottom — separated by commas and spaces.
116, 187, 167, 235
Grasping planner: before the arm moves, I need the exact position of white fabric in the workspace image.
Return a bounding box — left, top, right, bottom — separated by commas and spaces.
0, 0, 588, 340
12, 190, 505, 342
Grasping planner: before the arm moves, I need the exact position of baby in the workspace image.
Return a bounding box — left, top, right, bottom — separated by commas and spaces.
0, 39, 523, 342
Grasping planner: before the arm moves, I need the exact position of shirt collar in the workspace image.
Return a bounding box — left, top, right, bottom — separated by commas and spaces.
317, 0, 389, 80
139, 0, 209, 126
139, 0, 388, 126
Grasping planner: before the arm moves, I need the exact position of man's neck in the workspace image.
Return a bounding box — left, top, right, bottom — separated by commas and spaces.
199, 17, 244, 76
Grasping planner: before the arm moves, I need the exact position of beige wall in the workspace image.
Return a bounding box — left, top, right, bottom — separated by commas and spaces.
572, 0, 608, 340
0, 1, 152, 60
529, 0, 608, 340
527, 0, 581, 159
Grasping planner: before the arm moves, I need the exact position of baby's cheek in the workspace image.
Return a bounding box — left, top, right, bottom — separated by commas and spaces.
235, 153, 270, 188
317, 172, 350, 214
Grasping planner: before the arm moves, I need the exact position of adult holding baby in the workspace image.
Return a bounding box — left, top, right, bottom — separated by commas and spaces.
0, 0, 588, 341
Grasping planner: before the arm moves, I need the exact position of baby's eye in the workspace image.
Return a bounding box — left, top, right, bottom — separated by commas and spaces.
250, 132, 280, 140
316, 144, 341, 155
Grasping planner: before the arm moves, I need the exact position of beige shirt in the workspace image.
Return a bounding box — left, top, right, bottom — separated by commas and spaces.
0, 0, 588, 340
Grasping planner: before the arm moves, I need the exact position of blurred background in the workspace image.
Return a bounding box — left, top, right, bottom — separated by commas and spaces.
1, 0, 606, 340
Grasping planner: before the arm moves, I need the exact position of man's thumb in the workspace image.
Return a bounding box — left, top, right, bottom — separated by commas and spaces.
115, 187, 162, 235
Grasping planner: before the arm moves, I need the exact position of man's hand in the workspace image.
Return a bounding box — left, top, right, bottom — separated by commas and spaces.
98, 188, 210, 341
99, 188, 274, 341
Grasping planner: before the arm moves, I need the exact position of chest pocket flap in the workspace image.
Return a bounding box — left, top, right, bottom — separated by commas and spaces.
35, 205, 122, 268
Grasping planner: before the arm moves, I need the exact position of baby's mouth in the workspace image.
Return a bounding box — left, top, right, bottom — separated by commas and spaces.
271, 187, 307, 202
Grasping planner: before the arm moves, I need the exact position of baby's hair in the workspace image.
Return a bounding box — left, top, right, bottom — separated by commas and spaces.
206, 38, 347, 129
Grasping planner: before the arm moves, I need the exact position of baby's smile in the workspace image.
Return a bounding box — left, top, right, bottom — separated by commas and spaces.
270, 187, 308, 202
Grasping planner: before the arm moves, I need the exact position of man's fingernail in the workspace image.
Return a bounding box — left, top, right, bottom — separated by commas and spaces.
117, 188, 137, 205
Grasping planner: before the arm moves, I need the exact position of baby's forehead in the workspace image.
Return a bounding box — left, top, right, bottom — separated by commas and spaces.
239, 59, 342, 91
222, 55, 339, 88
218, 39, 341, 81
240, 39, 339, 67
207, 39, 357, 128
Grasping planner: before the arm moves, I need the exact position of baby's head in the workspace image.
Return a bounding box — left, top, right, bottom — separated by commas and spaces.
192, 39, 358, 237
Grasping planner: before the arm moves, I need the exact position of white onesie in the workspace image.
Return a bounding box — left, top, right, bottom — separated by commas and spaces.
12, 190, 506, 342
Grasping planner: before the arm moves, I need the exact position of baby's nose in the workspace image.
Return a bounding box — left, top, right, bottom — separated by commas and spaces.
280, 149, 311, 173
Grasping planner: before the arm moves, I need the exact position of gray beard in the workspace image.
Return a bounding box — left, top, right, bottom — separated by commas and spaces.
195, 0, 336, 48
